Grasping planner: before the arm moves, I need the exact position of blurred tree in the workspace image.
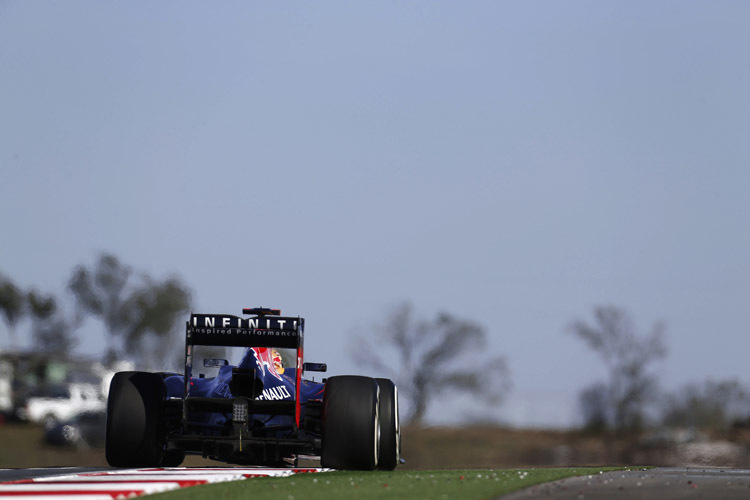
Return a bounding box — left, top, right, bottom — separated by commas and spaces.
0, 273, 25, 346
662, 379, 750, 431
119, 277, 192, 369
352, 302, 511, 426
27, 290, 77, 355
68, 253, 192, 368
68, 253, 131, 359
579, 382, 609, 433
568, 305, 666, 433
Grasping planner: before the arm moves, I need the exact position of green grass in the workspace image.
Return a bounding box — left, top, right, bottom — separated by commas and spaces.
152, 468, 627, 500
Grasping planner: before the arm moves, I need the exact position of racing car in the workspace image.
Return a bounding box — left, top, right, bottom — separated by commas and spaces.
104, 308, 400, 470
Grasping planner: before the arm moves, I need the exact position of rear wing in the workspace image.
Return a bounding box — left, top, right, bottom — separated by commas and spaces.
183, 311, 305, 428
187, 313, 304, 349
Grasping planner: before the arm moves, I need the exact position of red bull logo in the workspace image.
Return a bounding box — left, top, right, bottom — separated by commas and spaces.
251, 347, 285, 382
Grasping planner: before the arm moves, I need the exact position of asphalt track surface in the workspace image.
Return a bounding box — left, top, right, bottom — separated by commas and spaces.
500, 467, 750, 499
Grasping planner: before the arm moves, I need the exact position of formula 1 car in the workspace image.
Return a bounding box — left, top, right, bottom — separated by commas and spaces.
105, 308, 400, 470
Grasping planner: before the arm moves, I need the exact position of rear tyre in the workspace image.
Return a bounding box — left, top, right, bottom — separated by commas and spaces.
321, 376, 379, 470
105, 371, 165, 467
375, 378, 400, 470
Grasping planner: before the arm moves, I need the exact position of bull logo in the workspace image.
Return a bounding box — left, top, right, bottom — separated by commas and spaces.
251, 347, 285, 381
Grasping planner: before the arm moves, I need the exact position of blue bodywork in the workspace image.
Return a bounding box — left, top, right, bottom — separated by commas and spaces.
164, 348, 324, 433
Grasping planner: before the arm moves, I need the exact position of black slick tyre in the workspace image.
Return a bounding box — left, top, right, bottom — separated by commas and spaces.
321, 375, 379, 470
105, 371, 166, 467
375, 378, 400, 470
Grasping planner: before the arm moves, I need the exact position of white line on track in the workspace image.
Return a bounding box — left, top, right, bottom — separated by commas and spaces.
0, 497, 116, 500
0, 467, 329, 499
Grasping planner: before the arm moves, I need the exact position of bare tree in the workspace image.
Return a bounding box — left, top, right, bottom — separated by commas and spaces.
68, 253, 191, 369
568, 305, 666, 432
579, 382, 609, 433
0, 273, 25, 346
352, 302, 510, 426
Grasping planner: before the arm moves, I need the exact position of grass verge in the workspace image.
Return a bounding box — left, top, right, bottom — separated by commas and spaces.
151, 468, 627, 500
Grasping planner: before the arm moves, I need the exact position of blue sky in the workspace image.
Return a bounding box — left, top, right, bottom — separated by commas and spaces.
1, 1, 749, 427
